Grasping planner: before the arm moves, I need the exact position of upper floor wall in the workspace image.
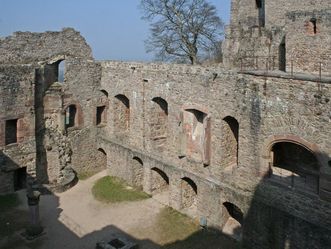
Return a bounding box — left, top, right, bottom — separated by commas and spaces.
223, 0, 331, 75
229, 0, 329, 29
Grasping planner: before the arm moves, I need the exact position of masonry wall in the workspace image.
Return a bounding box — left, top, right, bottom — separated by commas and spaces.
0, 29, 100, 191
286, 9, 331, 75
223, 0, 331, 74
0, 65, 36, 191
98, 60, 331, 248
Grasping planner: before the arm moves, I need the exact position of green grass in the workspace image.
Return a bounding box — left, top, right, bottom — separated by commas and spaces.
155, 207, 239, 249
156, 207, 200, 244
92, 176, 150, 203
77, 170, 95, 180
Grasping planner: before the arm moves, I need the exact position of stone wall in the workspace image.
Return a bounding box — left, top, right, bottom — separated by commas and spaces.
0, 65, 36, 191
223, 0, 331, 75
0, 29, 100, 192
286, 9, 331, 75
98, 60, 331, 248
0, 28, 92, 64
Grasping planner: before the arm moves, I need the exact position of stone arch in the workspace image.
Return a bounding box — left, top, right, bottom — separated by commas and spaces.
151, 167, 170, 205
96, 90, 109, 126
114, 94, 130, 132
132, 156, 144, 189
262, 135, 323, 167
181, 177, 198, 215
269, 142, 320, 193
150, 97, 168, 148
222, 116, 239, 167
221, 202, 243, 240
100, 89, 109, 98
97, 148, 107, 169
261, 135, 325, 193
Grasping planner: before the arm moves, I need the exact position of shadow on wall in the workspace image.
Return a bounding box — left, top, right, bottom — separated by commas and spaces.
241, 150, 331, 249
0, 150, 28, 192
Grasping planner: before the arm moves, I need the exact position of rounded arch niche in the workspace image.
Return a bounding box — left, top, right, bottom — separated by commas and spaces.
263, 135, 322, 194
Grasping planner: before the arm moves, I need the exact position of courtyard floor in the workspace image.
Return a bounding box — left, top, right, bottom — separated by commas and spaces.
0, 170, 238, 249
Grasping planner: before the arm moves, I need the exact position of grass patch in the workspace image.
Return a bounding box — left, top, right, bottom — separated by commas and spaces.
156, 207, 200, 244
0, 193, 20, 212
155, 207, 239, 249
92, 176, 150, 203
77, 170, 96, 180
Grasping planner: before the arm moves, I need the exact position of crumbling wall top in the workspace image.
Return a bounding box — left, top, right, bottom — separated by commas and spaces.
0, 28, 93, 64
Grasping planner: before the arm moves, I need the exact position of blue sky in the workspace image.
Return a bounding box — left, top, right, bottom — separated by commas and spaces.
0, 0, 231, 61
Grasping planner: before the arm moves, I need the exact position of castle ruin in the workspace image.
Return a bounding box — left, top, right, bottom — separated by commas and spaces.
0, 0, 330, 248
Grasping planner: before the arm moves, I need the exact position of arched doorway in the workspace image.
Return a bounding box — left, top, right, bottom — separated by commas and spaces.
151, 167, 169, 205
132, 157, 144, 189
114, 94, 130, 133
221, 202, 243, 240
269, 142, 319, 193
181, 177, 198, 217
222, 116, 239, 167
97, 148, 107, 170
150, 97, 168, 149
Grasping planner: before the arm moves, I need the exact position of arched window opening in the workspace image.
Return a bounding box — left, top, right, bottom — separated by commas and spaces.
152, 97, 168, 115
223, 202, 243, 225
181, 177, 198, 215
96, 148, 107, 170
114, 94, 130, 133
306, 18, 318, 35
132, 156, 144, 189
150, 97, 168, 148
183, 109, 209, 163
58, 60, 65, 83
65, 105, 77, 128
279, 36, 286, 72
96, 106, 106, 125
222, 202, 243, 240
222, 116, 239, 167
100, 90, 109, 98
270, 142, 319, 193
98, 148, 107, 155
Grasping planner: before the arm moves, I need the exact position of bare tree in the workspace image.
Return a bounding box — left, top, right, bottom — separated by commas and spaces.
140, 0, 224, 65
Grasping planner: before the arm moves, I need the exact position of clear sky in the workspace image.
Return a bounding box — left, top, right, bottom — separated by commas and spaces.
0, 0, 231, 61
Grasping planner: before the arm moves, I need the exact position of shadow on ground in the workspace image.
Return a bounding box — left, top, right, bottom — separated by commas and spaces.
0, 187, 239, 249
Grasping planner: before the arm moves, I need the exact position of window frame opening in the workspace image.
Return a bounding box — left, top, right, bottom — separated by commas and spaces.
5, 119, 18, 145
256, 0, 265, 27
96, 105, 106, 126
65, 105, 77, 129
